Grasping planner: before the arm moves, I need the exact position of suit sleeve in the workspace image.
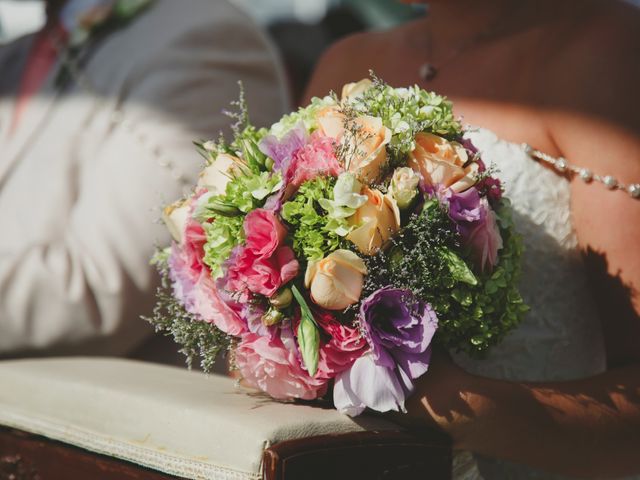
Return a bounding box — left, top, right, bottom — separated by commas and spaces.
0, 12, 289, 356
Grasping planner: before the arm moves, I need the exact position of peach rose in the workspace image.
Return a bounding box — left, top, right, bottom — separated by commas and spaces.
197, 153, 239, 194
347, 188, 401, 255
304, 250, 367, 311
316, 109, 391, 184
409, 132, 478, 192
341, 79, 373, 102
316, 106, 345, 140
347, 116, 392, 184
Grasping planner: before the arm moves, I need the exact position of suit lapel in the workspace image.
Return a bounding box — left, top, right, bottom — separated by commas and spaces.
2, 72, 65, 173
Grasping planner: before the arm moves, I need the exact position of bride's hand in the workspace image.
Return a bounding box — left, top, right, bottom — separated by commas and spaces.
390, 350, 482, 448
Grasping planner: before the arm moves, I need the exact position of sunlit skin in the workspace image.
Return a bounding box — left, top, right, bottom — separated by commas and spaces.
304, 0, 640, 476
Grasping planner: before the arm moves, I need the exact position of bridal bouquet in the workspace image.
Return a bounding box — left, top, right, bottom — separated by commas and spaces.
148, 77, 527, 415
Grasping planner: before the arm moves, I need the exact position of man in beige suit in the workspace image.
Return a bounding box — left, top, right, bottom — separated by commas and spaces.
0, 0, 289, 357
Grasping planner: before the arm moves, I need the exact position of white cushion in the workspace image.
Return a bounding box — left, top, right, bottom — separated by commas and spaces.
0, 358, 399, 480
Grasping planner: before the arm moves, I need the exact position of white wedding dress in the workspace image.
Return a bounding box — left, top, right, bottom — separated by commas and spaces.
449, 128, 611, 479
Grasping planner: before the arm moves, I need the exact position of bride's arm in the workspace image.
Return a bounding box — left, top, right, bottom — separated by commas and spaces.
405, 353, 640, 478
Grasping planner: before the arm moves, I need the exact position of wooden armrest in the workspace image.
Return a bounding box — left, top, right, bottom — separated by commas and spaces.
0, 427, 180, 480
263, 429, 452, 480
1, 427, 451, 480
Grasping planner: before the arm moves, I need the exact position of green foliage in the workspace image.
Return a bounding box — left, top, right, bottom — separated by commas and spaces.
347, 74, 463, 165
143, 254, 231, 372
281, 177, 349, 261
363, 198, 527, 357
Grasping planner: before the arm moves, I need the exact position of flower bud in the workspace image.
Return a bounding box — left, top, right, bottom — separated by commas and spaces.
262, 308, 285, 327
205, 199, 242, 217
269, 288, 293, 309
389, 167, 420, 210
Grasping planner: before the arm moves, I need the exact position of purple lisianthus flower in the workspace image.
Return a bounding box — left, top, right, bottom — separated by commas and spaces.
333, 287, 438, 415
259, 123, 308, 173
445, 186, 483, 237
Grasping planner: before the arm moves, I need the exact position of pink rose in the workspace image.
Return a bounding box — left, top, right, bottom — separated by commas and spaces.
467, 203, 503, 272
244, 209, 287, 257
225, 246, 299, 298
285, 132, 343, 196
314, 311, 368, 380
236, 333, 328, 401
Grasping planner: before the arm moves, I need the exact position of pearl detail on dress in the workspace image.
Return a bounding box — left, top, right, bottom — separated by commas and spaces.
522, 143, 639, 200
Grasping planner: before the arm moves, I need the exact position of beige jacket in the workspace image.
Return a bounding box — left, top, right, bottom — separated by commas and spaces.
0, 0, 289, 356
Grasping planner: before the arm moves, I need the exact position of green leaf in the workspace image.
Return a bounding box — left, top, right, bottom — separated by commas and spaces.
241, 139, 267, 173
440, 248, 478, 286
291, 285, 320, 377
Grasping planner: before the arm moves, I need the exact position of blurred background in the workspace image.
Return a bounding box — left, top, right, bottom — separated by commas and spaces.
0, 0, 424, 103
3, 0, 639, 103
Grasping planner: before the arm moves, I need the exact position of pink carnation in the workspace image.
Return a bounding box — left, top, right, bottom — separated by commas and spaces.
236, 333, 328, 401
169, 244, 247, 336
182, 218, 208, 278
224, 209, 299, 298
285, 133, 343, 196
225, 245, 299, 297
314, 311, 368, 381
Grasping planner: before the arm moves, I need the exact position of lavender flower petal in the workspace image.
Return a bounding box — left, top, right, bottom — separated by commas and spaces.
333, 354, 407, 415
259, 123, 308, 173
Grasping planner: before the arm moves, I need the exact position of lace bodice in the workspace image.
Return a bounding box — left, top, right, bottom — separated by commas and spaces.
452, 128, 608, 479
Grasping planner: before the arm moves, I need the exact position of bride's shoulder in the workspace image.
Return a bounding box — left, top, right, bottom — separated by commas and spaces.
542, 1, 638, 110
538, 1, 639, 141
301, 23, 411, 104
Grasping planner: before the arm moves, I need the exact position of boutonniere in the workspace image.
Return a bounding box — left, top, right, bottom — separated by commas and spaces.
55, 0, 154, 87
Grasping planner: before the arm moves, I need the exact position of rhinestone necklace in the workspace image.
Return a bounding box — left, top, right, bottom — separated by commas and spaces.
522, 143, 640, 199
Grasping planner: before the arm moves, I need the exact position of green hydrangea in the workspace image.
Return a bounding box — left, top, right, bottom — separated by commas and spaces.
201, 215, 244, 279
362, 198, 527, 357
281, 177, 349, 261
269, 96, 335, 139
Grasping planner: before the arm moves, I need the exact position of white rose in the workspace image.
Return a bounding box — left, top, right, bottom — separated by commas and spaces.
389, 167, 420, 210
162, 199, 191, 244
